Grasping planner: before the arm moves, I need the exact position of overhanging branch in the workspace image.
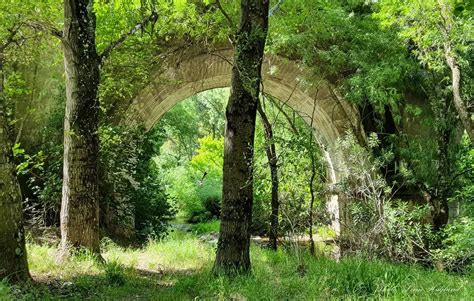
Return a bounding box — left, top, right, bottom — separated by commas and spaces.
98, 11, 158, 66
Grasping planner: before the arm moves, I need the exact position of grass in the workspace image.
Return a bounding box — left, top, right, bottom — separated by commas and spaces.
190, 219, 220, 234
1, 230, 473, 300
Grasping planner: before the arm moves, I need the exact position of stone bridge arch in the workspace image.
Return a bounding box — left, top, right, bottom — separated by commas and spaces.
123, 47, 366, 236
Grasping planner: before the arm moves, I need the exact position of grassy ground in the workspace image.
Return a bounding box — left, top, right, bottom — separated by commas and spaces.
1, 227, 473, 300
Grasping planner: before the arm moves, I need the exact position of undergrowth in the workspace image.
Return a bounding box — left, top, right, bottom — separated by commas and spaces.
1, 231, 472, 300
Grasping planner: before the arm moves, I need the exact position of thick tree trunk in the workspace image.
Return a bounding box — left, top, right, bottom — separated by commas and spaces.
0, 52, 30, 282
214, 0, 269, 275
257, 101, 279, 250
59, 0, 101, 259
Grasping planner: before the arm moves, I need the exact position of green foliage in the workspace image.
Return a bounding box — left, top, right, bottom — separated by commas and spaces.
11, 90, 64, 226
337, 133, 434, 262
338, 130, 472, 271
376, 0, 473, 71
159, 135, 223, 223
99, 125, 175, 240
148, 0, 234, 43
190, 220, 221, 235
104, 261, 126, 287
0, 280, 9, 300
269, 0, 417, 114
2, 0, 473, 292
14, 118, 175, 240
435, 217, 474, 273
153, 90, 228, 223
253, 97, 327, 236
451, 134, 474, 211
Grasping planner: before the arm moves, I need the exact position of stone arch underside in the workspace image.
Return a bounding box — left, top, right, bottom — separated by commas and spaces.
123, 48, 366, 237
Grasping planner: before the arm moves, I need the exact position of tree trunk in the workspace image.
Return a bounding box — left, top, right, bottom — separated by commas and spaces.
214, 0, 269, 275
432, 105, 452, 231
445, 51, 473, 142
438, 1, 474, 142
59, 0, 101, 259
0, 51, 30, 282
432, 197, 449, 231
257, 101, 279, 250
308, 103, 317, 256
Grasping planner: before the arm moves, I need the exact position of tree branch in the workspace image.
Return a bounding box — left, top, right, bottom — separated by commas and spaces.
215, 0, 234, 29
26, 20, 62, 40
98, 11, 158, 66
263, 92, 300, 135
0, 23, 23, 51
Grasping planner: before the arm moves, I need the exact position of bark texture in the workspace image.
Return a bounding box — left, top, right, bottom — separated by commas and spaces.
0, 51, 30, 282
60, 0, 101, 258
257, 101, 279, 250
214, 0, 269, 275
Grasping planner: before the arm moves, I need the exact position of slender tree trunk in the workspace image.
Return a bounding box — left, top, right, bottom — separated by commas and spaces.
432, 104, 452, 231
214, 0, 269, 275
59, 0, 101, 259
257, 101, 279, 250
308, 102, 317, 256
438, 0, 474, 142
0, 51, 30, 282
444, 51, 473, 142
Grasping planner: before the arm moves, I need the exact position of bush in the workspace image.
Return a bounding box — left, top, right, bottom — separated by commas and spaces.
434, 217, 474, 273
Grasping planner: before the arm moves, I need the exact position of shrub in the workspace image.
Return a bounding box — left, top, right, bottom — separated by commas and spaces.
434, 217, 474, 273
337, 133, 433, 263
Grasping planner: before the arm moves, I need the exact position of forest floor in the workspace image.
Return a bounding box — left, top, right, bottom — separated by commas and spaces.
1, 222, 473, 300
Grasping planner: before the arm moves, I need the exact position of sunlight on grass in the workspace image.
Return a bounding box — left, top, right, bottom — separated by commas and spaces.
27, 243, 102, 279
12, 231, 473, 300
101, 231, 214, 273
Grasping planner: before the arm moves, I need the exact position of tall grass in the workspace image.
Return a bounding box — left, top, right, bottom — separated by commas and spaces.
2, 231, 473, 300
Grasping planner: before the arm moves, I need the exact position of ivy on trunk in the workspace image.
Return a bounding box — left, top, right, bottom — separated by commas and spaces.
214, 0, 269, 275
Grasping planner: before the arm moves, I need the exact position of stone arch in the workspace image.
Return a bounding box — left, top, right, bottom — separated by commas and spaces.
123, 47, 366, 236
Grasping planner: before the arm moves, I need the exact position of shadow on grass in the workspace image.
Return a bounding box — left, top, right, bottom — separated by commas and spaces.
7, 266, 207, 300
